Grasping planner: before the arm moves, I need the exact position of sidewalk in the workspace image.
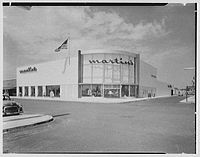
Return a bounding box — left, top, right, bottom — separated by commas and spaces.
180, 96, 195, 103
3, 114, 53, 132
76, 95, 172, 103
11, 95, 172, 103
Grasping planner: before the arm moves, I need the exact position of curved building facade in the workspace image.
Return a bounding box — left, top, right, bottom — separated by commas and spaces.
78, 49, 140, 98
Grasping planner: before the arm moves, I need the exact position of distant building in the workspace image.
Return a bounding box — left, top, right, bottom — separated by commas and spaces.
16, 49, 171, 100
3, 79, 16, 96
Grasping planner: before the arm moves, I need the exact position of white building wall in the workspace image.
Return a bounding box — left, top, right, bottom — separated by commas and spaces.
139, 61, 170, 97
155, 80, 171, 97
139, 61, 157, 97
62, 84, 78, 100
139, 61, 157, 87
16, 56, 78, 99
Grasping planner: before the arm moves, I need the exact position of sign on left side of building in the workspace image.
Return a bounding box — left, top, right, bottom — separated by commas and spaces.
19, 67, 37, 74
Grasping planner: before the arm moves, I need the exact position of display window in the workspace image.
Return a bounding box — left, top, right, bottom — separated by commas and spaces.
31, 86, 35, 96
104, 89, 120, 98
82, 84, 102, 97
104, 84, 120, 98
82, 84, 91, 96
81, 84, 138, 98
24, 86, 29, 96
46, 85, 60, 97
91, 84, 102, 97
38, 86, 43, 97
19, 87, 22, 96
121, 85, 129, 97
130, 85, 135, 97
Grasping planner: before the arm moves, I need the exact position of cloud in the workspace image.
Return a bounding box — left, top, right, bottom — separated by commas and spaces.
4, 6, 169, 57
82, 10, 169, 42
4, 6, 89, 54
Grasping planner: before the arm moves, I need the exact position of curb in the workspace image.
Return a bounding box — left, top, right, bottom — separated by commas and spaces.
120, 95, 174, 104
3, 115, 54, 132
11, 95, 174, 104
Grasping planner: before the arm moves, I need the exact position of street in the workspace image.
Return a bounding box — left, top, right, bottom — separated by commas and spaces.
3, 96, 196, 154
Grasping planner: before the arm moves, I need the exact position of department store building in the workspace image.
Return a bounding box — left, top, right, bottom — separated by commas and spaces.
16, 49, 170, 100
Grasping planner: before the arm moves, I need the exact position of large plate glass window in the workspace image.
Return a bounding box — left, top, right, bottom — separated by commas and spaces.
19, 87, 22, 96
24, 86, 29, 96
91, 84, 102, 97
130, 85, 135, 97
122, 64, 129, 83
83, 65, 92, 83
46, 85, 60, 97
121, 55, 129, 83
121, 85, 129, 97
83, 54, 92, 83
92, 64, 103, 83
113, 65, 120, 83
104, 65, 112, 83
38, 86, 43, 97
31, 86, 35, 96
129, 57, 135, 83
82, 84, 92, 96
104, 84, 120, 98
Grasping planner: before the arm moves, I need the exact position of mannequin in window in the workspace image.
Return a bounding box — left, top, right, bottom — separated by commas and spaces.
50, 90, 54, 98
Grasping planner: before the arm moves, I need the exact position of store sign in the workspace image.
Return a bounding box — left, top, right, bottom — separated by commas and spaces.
89, 58, 134, 65
19, 67, 37, 73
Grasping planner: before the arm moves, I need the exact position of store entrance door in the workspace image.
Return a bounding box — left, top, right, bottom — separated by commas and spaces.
121, 85, 129, 97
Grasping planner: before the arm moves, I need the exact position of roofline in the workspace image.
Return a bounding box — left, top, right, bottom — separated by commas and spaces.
81, 49, 139, 57
3, 78, 16, 81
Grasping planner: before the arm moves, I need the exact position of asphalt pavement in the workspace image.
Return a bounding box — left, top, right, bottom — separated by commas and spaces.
3, 96, 196, 154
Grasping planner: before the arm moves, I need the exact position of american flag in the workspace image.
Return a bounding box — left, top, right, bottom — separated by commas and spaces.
55, 39, 68, 52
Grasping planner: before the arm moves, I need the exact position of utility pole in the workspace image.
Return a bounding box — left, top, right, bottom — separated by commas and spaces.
184, 67, 195, 102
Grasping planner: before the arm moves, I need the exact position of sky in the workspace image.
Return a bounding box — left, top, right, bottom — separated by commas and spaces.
3, 3, 196, 88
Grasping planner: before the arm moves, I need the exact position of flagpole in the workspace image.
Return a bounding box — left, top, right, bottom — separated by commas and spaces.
68, 33, 70, 65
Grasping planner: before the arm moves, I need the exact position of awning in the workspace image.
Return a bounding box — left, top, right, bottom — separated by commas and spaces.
3, 79, 16, 89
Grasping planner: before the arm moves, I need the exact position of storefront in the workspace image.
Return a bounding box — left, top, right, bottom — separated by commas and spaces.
16, 49, 170, 100
78, 50, 140, 98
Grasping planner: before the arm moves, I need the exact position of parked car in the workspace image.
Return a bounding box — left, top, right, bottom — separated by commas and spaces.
3, 94, 23, 116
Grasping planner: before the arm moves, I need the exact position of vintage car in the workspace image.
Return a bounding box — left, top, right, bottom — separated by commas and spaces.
3, 94, 23, 116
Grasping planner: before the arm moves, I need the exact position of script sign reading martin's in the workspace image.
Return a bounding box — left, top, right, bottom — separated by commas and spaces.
19, 67, 37, 74
89, 58, 134, 65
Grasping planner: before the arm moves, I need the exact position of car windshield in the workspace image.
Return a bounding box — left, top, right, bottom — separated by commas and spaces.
3, 95, 11, 101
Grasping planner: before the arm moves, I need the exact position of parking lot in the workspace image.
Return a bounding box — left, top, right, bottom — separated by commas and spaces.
3, 96, 196, 154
